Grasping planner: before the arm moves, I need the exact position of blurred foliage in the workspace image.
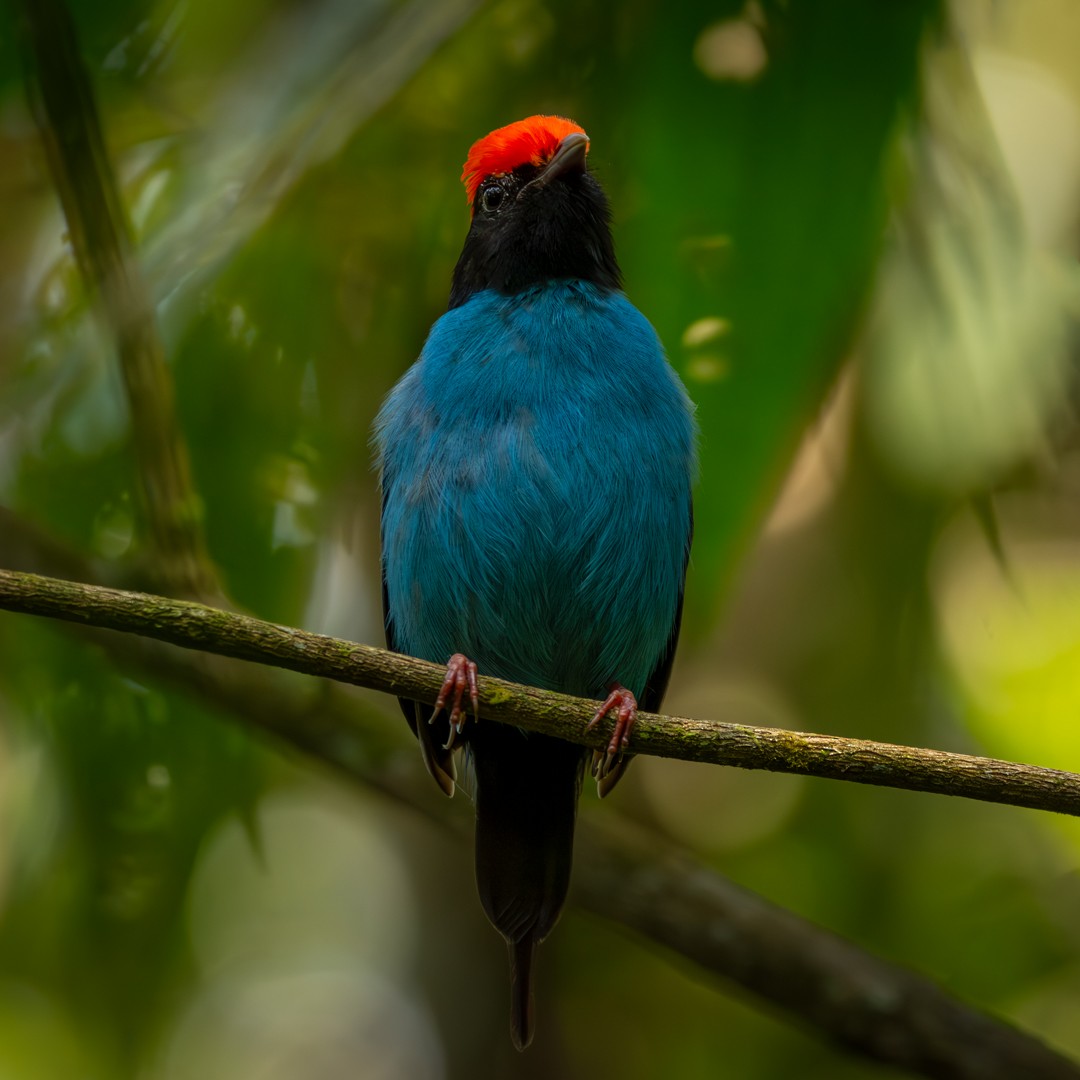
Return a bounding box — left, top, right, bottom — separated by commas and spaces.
1, 0, 1080, 1077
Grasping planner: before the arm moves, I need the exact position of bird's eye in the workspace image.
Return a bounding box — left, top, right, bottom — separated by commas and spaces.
480, 185, 505, 213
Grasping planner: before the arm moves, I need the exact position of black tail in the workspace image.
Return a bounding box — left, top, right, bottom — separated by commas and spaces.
471, 724, 584, 1050
509, 937, 535, 1050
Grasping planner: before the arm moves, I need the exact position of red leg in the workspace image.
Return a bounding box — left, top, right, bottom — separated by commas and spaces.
586, 683, 638, 778
431, 653, 479, 749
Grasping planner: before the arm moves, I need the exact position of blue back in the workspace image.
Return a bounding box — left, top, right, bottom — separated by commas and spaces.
375, 280, 696, 701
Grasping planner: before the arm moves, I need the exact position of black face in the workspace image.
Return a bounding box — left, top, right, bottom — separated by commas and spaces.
448, 160, 621, 310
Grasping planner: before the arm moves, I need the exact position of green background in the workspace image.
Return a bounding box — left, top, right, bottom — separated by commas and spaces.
1, 0, 1079, 1076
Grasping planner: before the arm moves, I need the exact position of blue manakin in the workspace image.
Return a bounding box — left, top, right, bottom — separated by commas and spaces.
374, 115, 696, 1049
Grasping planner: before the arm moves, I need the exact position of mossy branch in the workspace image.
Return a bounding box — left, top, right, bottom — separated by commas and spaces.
0, 567, 1078, 818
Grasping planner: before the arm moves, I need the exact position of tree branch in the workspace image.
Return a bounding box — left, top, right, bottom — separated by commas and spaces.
576, 819, 1079, 1080
0, 567, 1078, 818
0, 548, 1075, 1077
19, 0, 218, 600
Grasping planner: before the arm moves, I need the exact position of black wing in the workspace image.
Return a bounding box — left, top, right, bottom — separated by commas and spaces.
381, 487, 456, 796
596, 507, 692, 797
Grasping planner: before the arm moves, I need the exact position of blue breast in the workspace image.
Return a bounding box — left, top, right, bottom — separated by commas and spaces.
375, 280, 696, 700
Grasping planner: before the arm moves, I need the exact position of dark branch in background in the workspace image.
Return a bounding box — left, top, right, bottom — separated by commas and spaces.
577, 820, 1079, 1080
1, 568, 1078, 819
19, 0, 218, 600
0, 546, 1074, 1078
0, 510, 414, 804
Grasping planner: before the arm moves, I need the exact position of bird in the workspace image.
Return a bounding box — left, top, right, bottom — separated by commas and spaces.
374, 115, 696, 1049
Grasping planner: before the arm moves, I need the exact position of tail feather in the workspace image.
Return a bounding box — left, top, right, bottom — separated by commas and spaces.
509, 937, 535, 1051
470, 724, 584, 1049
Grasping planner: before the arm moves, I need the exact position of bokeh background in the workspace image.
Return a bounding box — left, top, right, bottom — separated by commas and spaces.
2, 0, 1080, 1076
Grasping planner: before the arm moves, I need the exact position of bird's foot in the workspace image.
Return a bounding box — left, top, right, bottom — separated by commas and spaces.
431, 653, 479, 750
587, 684, 638, 779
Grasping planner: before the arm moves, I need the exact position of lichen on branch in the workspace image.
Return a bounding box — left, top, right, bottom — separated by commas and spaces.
0, 567, 1078, 818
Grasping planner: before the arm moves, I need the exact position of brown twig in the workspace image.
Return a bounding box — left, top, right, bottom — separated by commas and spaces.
0, 567, 1078, 818
19, 0, 217, 599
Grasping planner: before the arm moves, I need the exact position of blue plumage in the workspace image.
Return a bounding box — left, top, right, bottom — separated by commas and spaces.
376, 280, 695, 702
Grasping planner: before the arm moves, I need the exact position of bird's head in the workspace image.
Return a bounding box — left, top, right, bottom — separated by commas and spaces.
449, 115, 621, 309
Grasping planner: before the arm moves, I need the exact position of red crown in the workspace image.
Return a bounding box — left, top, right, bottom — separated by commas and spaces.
461, 115, 588, 205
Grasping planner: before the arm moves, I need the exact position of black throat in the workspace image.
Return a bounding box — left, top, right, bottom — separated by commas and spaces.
448, 164, 621, 310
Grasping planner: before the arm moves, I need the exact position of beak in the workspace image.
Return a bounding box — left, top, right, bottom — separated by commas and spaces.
535, 131, 589, 187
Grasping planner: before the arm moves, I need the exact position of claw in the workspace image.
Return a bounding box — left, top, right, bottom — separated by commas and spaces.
431, 653, 479, 749
586, 684, 638, 778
